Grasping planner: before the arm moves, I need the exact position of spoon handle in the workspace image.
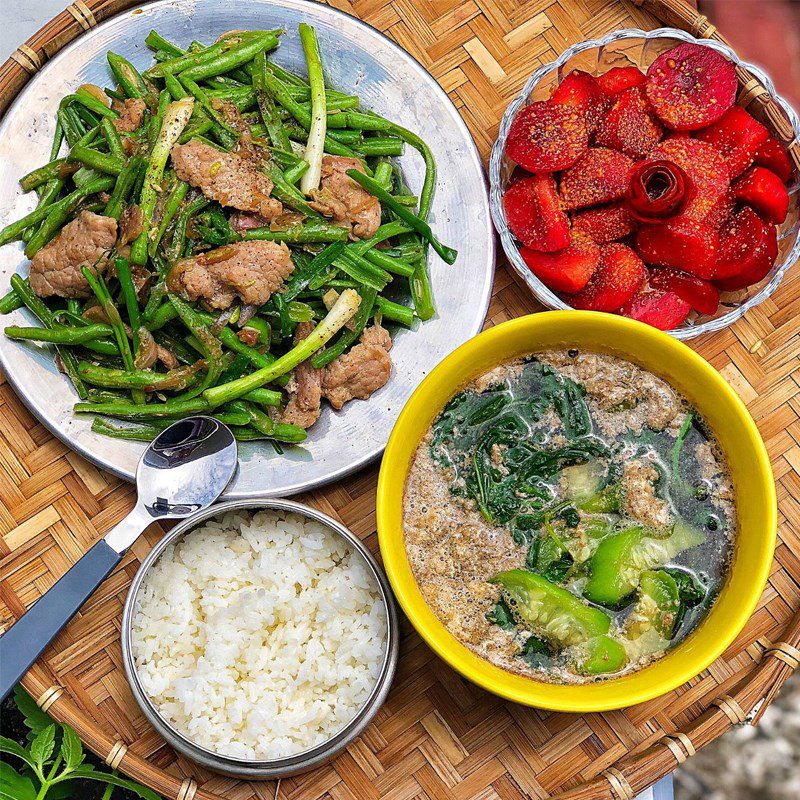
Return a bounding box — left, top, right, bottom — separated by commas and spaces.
0, 540, 120, 701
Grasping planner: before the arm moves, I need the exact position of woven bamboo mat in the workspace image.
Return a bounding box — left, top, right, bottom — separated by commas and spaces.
1, 1, 799, 799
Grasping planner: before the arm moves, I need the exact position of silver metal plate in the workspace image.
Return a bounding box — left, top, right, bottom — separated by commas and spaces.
0, 0, 494, 497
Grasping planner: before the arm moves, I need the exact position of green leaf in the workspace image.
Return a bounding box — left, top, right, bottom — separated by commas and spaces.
12, 686, 52, 741
30, 724, 56, 768
486, 597, 515, 630
60, 766, 162, 800
0, 736, 39, 773
59, 724, 85, 772
518, 634, 551, 669
0, 762, 36, 800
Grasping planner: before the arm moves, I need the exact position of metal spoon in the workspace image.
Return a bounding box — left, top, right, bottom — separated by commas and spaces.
0, 416, 238, 700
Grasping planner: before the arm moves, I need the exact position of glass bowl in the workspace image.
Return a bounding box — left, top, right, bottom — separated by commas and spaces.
488, 28, 800, 340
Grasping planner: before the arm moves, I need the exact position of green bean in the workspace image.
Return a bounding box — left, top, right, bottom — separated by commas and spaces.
10, 275, 88, 399
101, 117, 126, 158
105, 155, 146, 220
150, 179, 189, 255
20, 159, 77, 193
115, 257, 141, 355
181, 34, 279, 82
373, 161, 393, 191
179, 77, 238, 149
77, 360, 202, 391
228, 400, 307, 443
375, 295, 415, 327
5, 324, 114, 345
146, 31, 269, 77
311, 286, 377, 368
77, 397, 210, 419
345, 169, 456, 264
345, 111, 392, 131
131, 96, 195, 264
242, 388, 282, 407
283, 160, 308, 185
355, 137, 404, 156
68, 145, 125, 176
145, 30, 184, 58
23, 176, 116, 257
108, 52, 149, 99
359, 247, 415, 278
350, 221, 413, 254
242, 219, 349, 244
0, 288, 23, 314
335, 250, 391, 292
167, 293, 223, 397
410, 259, 435, 321
253, 51, 291, 151
67, 90, 119, 120
263, 163, 319, 217
167, 196, 209, 260
283, 242, 346, 302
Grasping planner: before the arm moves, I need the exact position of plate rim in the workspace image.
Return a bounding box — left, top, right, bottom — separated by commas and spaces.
0, 0, 495, 496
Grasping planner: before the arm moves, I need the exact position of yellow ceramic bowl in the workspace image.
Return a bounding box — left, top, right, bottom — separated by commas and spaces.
377, 311, 776, 712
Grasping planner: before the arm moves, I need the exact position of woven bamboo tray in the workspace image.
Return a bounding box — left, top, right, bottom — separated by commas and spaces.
1, 1, 799, 799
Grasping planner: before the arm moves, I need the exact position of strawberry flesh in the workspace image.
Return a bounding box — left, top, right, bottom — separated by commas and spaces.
695, 107, 770, 178
649, 267, 720, 315
506, 100, 588, 171
733, 166, 790, 225
619, 288, 692, 330
568, 243, 645, 311
635, 217, 718, 279
649, 138, 729, 222
571, 203, 637, 244
520, 238, 600, 293
559, 148, 634, 210
713, 206, 778, 289
552, 70, 609, 134
595, 87, 663, 159
645, 42, 737, 131
503, 173, 571, 252
597, 66, 646, 96
754, 136, 793, 183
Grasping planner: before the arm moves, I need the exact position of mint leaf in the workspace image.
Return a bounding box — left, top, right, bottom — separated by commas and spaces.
30, 724, 56, 768
62, 767, 162, 800
59, 724, 84, 772
0, 736, 38, 773
0, 762, 36, 800
486, 597, 515, 630
12, 686, 52, 742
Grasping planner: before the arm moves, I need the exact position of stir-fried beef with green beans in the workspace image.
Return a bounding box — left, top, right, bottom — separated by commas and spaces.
0, 25, 455, 446
406, 352, 734, 682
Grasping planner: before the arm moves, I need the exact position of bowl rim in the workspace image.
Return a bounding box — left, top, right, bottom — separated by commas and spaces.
376, 310, 777, 712
121, 498, 400, 778
488, 27, 800, 341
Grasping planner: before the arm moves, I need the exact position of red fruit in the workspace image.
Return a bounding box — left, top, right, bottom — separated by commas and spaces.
695, 107, 770, 177
568, 243, 645, 311
645, 42, 737, 131
559, 148, 634, 210
714, 207, 778, 289
506, 101, 588, 171
619, 288, 691, 330
572, 203, 637, 244
597, 66, 646, 96
733, 166, 790, 224
635, 217, 718, 279
754, 136, 793, 183
503, 174, 571, 252
595, 87, 663, 159
520, 239, 600, 293
649, 139, 729, 222
625, 159, 693, 222
704, 190, 736, 231
552, 70, 609, 134
650, 267, 720, 315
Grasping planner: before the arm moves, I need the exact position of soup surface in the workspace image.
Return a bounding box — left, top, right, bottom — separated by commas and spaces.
403, 350, 735, 683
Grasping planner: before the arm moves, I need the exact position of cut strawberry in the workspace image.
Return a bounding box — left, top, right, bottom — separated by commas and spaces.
649, 267, 720, 315
595, 87, 663, 159
552, 70, 609, 134
704, 190, 736, 231
503, 173, 571, 252
572, 203, 637, 244
635, 217, 718, 279
754, 136, 793, 183
733, 166, 790, 224
714, 206, 778, 289
506, 100, 588, 171
695, 107, 770, 177
645, 42, 737, 130
568, 243, 645, 311
597, 66, 646, 96
559, 148, 634, 210
649, 138, 729, 222
619, 288, 691, 330
520, 238, 600, 293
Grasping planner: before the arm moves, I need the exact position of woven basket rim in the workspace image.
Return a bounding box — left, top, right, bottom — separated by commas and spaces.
0, 2, 798, 800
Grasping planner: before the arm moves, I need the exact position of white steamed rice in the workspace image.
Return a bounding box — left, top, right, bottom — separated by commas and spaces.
131, 509, 387, 760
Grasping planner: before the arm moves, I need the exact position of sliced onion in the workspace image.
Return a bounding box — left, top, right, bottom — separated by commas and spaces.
134, 327, 159, 369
